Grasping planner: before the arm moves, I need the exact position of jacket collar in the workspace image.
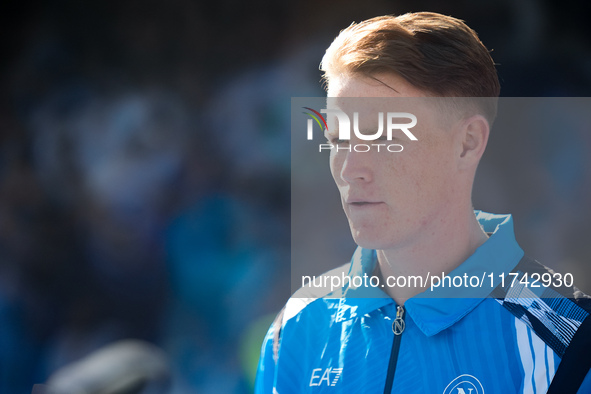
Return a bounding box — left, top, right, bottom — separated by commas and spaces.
339, 211, 524, 336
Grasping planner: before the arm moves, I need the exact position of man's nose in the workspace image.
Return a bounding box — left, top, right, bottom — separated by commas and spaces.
340, 147, 374, 184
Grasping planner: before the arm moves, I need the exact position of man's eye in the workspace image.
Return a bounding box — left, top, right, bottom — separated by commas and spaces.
330, 137, 349, 145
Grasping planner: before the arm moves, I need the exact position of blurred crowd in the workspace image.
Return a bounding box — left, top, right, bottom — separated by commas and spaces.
1, 0, 591, 393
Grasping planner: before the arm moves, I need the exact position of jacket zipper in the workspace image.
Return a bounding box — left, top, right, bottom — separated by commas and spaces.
383, 305, 405, 394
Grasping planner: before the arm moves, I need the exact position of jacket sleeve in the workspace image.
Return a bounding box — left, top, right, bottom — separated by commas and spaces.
255, 308, 285, 394
576, 370, 591, 394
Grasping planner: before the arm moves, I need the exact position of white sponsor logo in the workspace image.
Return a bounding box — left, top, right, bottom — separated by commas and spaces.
309, 367, 343, 387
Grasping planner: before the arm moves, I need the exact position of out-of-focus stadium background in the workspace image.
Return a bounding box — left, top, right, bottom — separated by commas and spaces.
1, 0, 590, 393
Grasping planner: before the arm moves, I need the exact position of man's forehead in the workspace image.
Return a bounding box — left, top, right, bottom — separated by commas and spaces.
325, 97, 421, 116
327, 73, 427, 99
326, 73, 437, 118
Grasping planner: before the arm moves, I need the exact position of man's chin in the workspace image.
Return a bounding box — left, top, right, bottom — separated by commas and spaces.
352, 233, 389, 251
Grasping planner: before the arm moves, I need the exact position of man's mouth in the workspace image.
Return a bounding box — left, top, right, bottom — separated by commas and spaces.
347, 200, 383, 206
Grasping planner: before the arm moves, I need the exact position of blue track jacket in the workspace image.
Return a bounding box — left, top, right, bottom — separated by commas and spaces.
256, 212, 591, 393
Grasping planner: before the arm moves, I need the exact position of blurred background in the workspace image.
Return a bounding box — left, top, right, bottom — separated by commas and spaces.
1, 0, 590, 393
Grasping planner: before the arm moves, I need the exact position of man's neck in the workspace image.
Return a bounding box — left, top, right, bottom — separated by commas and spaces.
375, 208, 489, 305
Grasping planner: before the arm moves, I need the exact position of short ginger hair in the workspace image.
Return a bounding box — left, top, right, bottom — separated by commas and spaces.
321, 12, 500, 123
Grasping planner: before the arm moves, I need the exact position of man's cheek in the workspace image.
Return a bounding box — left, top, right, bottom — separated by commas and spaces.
329, 157, 344, 182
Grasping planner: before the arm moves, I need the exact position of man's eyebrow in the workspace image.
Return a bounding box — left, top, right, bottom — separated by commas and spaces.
368, 75, 400, 93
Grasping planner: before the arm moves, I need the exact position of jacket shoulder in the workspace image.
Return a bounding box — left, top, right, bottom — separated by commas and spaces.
266, 262, 353, 364
492, 255, 591, 358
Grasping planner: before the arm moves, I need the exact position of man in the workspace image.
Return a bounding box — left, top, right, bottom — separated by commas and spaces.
256, 12, 591, 393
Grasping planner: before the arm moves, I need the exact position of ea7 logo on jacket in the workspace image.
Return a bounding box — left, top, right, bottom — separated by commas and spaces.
309, 367, 343, 387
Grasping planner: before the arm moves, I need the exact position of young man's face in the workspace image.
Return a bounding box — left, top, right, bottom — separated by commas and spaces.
326, 73, 465, 251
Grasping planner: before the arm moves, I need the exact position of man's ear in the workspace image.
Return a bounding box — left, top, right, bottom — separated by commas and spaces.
458, 114, 490, 169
